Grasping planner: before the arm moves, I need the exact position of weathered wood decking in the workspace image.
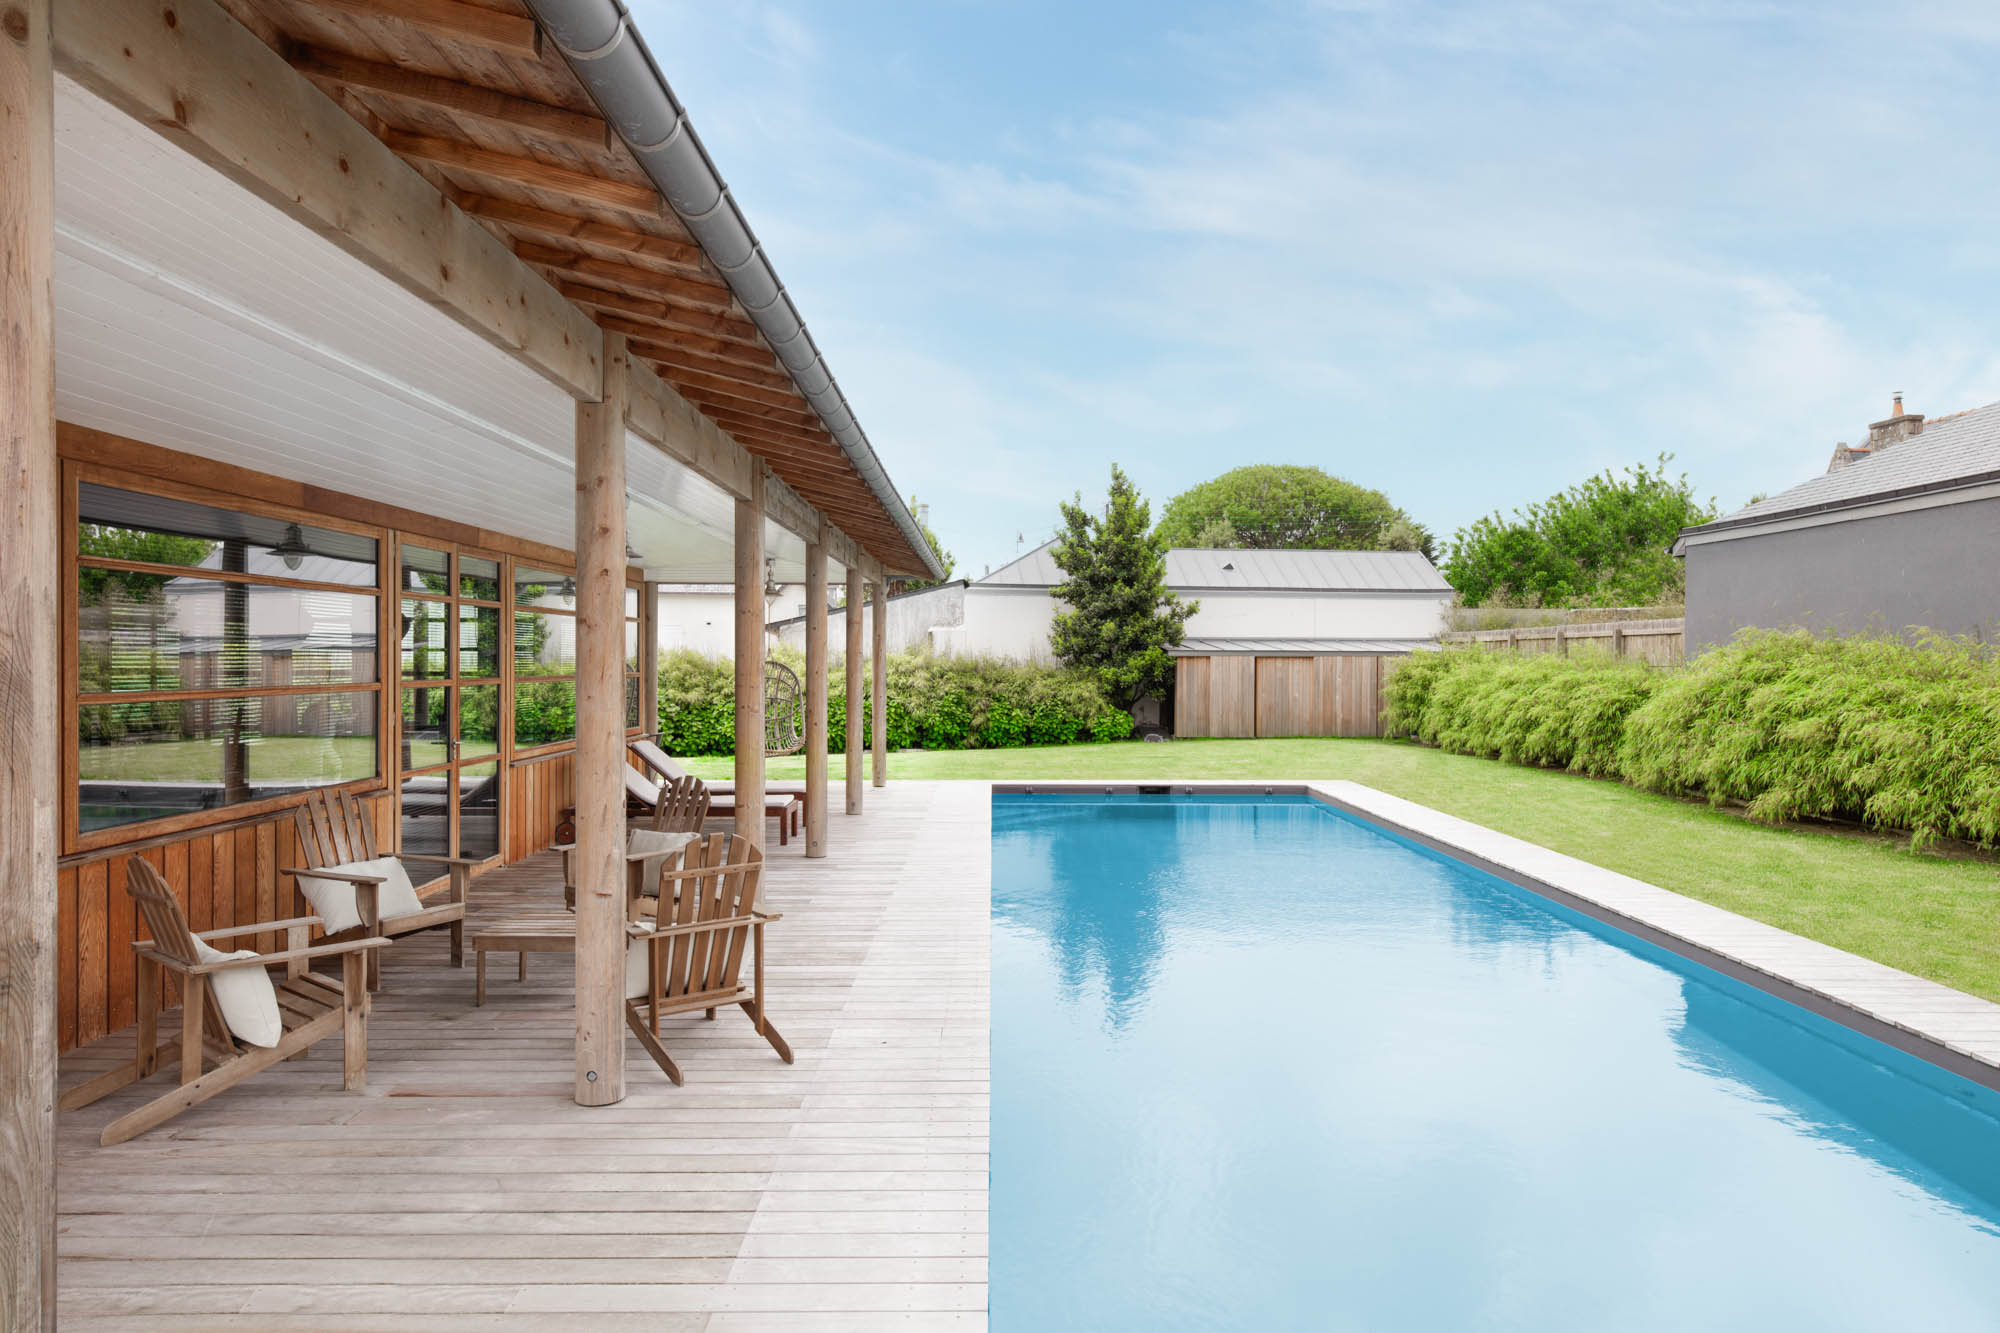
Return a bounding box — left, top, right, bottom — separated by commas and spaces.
55, 781, 991, 1331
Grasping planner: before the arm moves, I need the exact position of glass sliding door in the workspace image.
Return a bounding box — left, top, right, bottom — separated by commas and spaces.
397, 544, 504, 863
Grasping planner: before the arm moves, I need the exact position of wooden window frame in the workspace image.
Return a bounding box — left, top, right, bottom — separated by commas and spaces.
63, 461, 392, 856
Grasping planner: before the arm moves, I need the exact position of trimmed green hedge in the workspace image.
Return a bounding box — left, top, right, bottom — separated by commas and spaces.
652, 648, 1133, 759
1383, 631, 2000, 848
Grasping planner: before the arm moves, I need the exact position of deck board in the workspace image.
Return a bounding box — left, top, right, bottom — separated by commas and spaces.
55, 782, 992, 1329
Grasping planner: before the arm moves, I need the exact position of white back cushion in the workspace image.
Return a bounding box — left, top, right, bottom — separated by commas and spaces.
191, 938, 283, 1048
295, 856, 424, 934
627, 829, 695, 900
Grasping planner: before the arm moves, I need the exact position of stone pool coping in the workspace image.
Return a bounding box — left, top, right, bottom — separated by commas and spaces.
994, 779, 2000, 1091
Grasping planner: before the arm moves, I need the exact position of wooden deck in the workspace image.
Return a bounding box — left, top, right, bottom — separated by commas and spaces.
54, 782, 991, 1331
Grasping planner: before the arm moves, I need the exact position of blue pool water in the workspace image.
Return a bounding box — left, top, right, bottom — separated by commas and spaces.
991, 793, 2000, 1332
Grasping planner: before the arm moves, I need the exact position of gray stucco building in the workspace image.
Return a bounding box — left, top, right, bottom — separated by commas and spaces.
1675, 397, 2000, 652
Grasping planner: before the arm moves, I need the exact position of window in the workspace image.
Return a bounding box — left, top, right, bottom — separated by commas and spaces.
398, 546, 503, 861
75, 482, 381, 838
508, 567, 643, 749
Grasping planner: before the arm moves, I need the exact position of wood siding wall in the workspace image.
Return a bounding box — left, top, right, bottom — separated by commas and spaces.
1178, 654, 1391, 739
55, 792, 388, 1053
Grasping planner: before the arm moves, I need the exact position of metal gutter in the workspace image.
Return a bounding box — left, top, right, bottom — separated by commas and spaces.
523, 0, 944, 580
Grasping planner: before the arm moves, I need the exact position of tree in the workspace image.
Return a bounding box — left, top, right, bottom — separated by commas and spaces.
1444, 455, 1717, 608
888, 494, 956, 593
1049, 467, 1195, 709
1154, 464, 1430, 556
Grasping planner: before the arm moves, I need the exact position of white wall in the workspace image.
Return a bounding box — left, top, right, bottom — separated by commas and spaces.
927, 586, 1451, 662
1183, 591, 1451, 640
657, 589, 779, 659
935, 588, 1059, 662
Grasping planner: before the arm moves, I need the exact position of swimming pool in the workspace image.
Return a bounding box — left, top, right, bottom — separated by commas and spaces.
991, 792, 2000, 1331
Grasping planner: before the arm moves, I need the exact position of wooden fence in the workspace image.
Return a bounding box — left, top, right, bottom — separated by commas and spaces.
1439, 617, 1685, 664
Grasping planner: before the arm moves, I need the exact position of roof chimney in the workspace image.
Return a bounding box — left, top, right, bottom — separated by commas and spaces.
1864, 393, 1924, 453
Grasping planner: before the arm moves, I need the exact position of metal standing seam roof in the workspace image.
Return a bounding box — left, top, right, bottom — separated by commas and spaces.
976, 540, 1451, 592
1681, 399, 2000, 542
1171, 637, 1438, 656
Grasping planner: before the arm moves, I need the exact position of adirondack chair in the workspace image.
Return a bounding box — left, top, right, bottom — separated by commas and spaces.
59, 859, 386, 1145
625, 832, 793, 1085
283, 788, 480, 988
560, 775, 710, 910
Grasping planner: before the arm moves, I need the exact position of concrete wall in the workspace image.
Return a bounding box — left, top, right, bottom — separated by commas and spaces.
771, 583, 963, 657
933, 588, 1056, 662
1685, 496, 2000, 652
658, 587, 789, 659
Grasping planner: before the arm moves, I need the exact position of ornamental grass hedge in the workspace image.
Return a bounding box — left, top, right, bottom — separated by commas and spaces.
652, 648, 1134, 760
1382, 630, 2000, 849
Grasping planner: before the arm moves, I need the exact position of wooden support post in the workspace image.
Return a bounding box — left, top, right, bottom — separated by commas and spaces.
1611, 625, 1627, 661
844, 567, 864, 814
639, 580, 660, 737
573, 331, 629, 1108
803, 541, 829, 858
1554, 627, 1568, 658
871, 578, 888, 788
733, 469, 766, 849
1, 0, 58, 1323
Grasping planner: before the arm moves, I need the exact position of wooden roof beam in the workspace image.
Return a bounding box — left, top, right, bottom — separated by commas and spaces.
557, 280, 764, 344
515, 240, 735, 313
290, 47, 610, 151
663, 365, 816, 415
597, 315, 775, 370
383, 130, 660, 215
457, 193, 703, 269
629, 344, 794, 394
293, 0, 542, 60
58, 0, 604, 400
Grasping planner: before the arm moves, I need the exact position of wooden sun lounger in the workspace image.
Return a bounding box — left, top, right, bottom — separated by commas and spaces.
630, 735, 810, 805
59, 859, 386, 1145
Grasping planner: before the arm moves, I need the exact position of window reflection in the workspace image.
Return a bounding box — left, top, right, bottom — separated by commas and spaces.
79, 692, 376, 832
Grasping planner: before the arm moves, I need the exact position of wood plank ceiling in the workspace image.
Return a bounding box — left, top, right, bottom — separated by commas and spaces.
214, 0, 929, 574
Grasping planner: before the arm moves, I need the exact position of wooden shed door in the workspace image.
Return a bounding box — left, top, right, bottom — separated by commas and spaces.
1254, 658, 1316, 737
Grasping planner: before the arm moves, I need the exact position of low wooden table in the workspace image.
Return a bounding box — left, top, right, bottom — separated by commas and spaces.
472, 912, 577, 1005
478, 833, 699, 1001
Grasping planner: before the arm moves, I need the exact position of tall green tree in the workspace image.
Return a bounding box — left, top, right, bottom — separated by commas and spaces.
1154, 463, 1432, 557
1049, 466, 1195, 708
1444, 455, 1717, 608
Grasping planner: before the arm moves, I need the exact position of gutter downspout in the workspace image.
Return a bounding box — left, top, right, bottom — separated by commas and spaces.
523, 0, 944, 581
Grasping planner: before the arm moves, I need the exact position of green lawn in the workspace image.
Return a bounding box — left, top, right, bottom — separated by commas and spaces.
689, 738, 2000, 1003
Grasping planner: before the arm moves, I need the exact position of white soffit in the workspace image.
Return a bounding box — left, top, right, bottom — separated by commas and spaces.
51, 76, 734, 579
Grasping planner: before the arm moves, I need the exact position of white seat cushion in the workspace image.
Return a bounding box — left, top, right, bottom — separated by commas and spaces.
191, 938, 284, 1048
627, 830, 696, 900
626, 936, 653, 1001
295, 856, 424, 935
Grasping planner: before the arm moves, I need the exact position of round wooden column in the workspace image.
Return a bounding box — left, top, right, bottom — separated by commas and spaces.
871, 578, 888, 787
803, 541, 829, 857
1, 0, 59, 1322
844, 567, 864, 814
572, 331, 629, 1107
733, 469, 766, 849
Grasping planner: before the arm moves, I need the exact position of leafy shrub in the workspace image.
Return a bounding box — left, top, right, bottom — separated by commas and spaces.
1383, 631, 2000, 848
654, 648, 1133, 757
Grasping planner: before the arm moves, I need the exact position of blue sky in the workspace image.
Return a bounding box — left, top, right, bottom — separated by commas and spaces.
634, 0, 2000, 578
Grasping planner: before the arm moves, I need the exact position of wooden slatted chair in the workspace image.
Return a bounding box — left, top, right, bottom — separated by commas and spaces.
631, 734, 810, 820
625, 832, 793, 1085
59, 859, 386, 1146
560, 775, 710, 910
647, 773, 711, 834
283, 788, 481, 988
